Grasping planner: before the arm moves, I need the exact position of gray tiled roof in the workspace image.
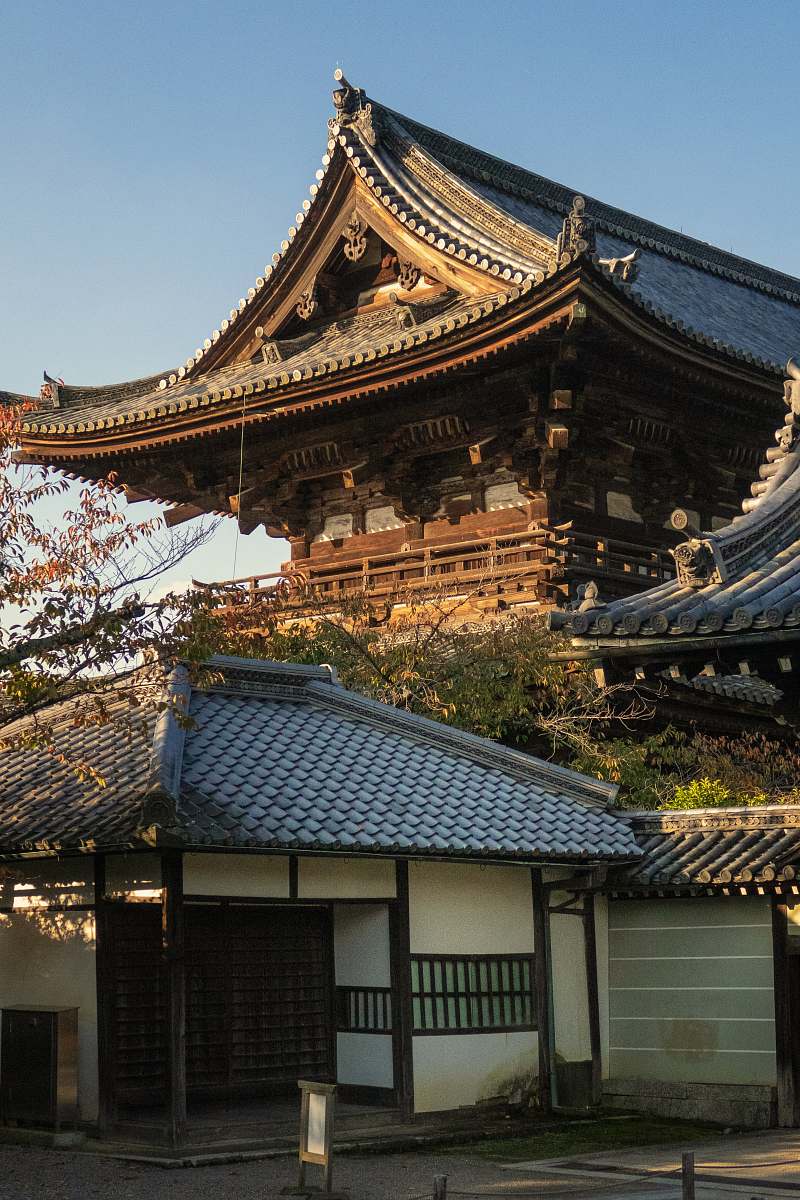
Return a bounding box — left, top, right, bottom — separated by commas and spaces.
20, 289, 515, 433
0, 656, 638, 863
613, 807, 800, 890
18, 81, 797, 435
550, 362, 800, 653
392, 105, 800, 368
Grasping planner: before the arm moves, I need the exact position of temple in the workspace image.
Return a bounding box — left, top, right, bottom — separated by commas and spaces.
550, 360, 800, 722
11, 72, 800, 619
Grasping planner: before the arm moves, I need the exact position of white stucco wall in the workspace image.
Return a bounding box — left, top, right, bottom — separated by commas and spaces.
299, 857, 396, 898
105, 852, 162, 899
408, 861, 534, 954
183, 852, 289, 897
334, 903, 393, 1088
408, 861, 538, 1112
334, 905, 391, 987
412, 1032, 538, 1111
0, 913, 98, 1121
549, 890, 591, 1064
0, 860, 98, 1121
337, 1033, 394, 1089
2, 856, 94, 908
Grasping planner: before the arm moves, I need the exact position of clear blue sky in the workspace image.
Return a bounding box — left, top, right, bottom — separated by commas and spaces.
3, 0, 800, 588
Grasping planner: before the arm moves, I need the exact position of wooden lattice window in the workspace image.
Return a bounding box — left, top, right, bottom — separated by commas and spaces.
336, 986, 393, 1033
411, 954, 536, 1034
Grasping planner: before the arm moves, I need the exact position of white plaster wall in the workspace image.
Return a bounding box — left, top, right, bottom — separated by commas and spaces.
337, 1034, 394, 1088
408, 861, 537, 1112
408, 861, 534, 954
412, 1032, 538, 1112
1, 857, 94, 908
550, 890, 591, 1063
334, 905, 393, 1088
105, 852, 162, 899
334, 905, 391, 987
299, 857, 396, 899
0, 911, 98, 1122
183, 853, 289, 897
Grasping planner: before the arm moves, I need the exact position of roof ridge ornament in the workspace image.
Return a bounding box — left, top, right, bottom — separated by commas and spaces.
555, 196, 596, 268
331, 68, 379, 146
599, 248, 641, 282
741, 355, 800, 515
669, 508, 727, 590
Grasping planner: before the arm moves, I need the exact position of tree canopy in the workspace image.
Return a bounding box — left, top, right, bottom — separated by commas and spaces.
0, 402, 220, 775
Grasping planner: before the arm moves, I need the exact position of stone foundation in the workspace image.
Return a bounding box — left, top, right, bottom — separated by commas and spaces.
603, 1077, 776, 1129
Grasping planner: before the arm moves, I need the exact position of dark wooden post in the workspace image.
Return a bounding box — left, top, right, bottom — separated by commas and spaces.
583, 893, 602, 1106
93, 854, 115, 1136
531, 868, 554, 1111
772, 896, 795, 1127
681, 1152, 695, 1200
162, 850, 187, 1148
389, 859, 415, 1120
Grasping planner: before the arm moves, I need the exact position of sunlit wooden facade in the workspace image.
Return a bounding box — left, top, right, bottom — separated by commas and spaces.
11, 74, 798, 620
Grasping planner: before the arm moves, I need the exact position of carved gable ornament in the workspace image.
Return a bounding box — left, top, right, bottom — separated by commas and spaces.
296, 279, 320, 321
342, 211, 368, 262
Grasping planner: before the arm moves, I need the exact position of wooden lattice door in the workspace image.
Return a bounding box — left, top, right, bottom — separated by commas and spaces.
107, 904, 167, 1106
108, 903, 334, 1105
186, 905, 334, 1095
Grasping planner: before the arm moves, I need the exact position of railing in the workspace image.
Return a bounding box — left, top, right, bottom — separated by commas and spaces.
199, 526, 675, 617
567, 530, 675, 587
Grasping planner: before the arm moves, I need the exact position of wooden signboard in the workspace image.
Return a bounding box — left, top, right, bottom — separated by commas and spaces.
286, 1079, 347, 1197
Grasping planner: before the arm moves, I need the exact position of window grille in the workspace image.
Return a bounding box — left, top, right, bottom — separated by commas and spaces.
336, 986, 393, 1033
411, 954, 536, 1034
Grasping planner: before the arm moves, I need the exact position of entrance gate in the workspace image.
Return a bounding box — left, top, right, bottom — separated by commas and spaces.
108, 904, 335, 1109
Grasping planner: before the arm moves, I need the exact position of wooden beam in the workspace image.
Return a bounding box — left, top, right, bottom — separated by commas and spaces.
773, 897, 796, 1127
389, 860, 415, 1120
161, 850, 187, 1148
583, 894, 602, 1107
531, 868, 554, 1112
93, 854, 115, 1137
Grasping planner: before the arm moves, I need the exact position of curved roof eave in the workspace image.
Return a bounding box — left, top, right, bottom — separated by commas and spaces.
19, 259, 784, 463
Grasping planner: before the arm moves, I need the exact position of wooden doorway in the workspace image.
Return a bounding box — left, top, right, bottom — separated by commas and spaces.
186, 905, 334, 1095
106, 903, 335, 1112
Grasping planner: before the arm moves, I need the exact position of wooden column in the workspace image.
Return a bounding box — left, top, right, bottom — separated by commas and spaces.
93, 854, 115, 1136
531, 868, 554, 1111
583, 893, 602, 1107
161, 851, 187, 1148
773, 896, 795, 1127
389, 859, 415, 1120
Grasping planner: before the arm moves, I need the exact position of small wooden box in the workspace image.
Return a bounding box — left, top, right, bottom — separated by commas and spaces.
1, 1006, 79, 1129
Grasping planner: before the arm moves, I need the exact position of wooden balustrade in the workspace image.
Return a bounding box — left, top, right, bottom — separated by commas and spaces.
200, 526, 675, 619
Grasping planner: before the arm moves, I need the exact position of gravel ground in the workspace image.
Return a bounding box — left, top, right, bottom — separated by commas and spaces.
0, 1145, 673, 1200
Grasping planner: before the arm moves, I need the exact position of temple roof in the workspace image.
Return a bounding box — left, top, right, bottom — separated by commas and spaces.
611, 806, 800, 892
0, 656, 638, 863
550, 360, 800, 653
15, 74, 798, 459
